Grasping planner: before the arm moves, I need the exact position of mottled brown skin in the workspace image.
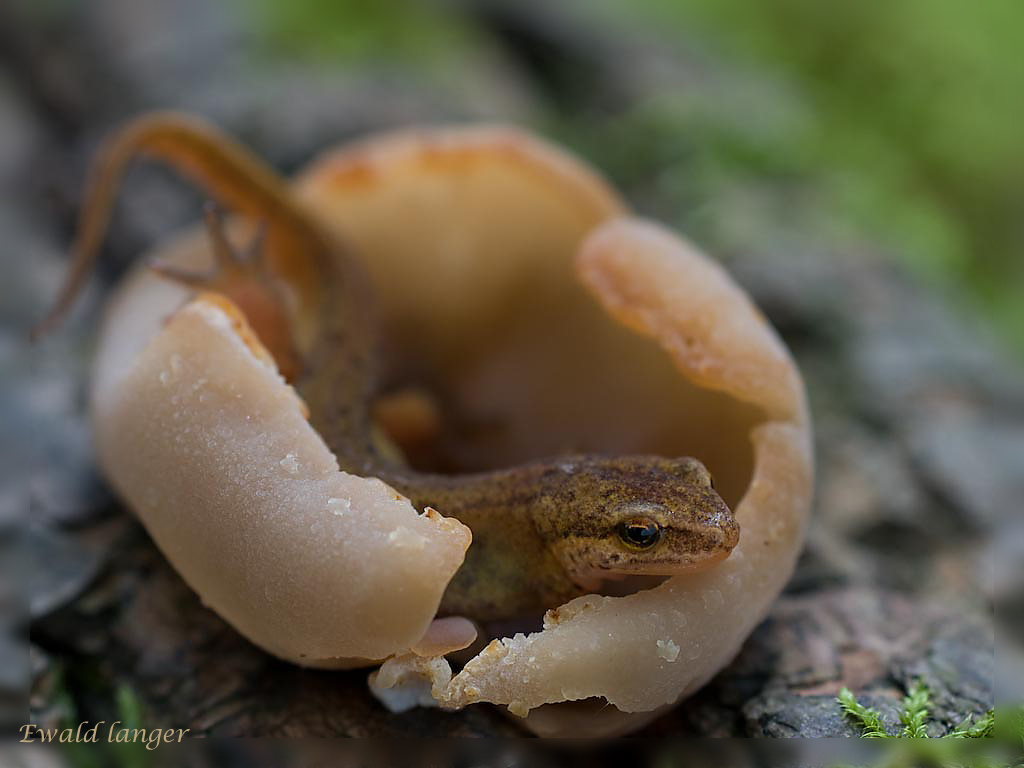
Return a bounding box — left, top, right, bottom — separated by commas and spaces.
39, 113, 740, 622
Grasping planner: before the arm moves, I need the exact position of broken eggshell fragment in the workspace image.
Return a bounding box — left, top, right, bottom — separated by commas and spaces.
90, 125, 811, 735
92, 288, 472, 666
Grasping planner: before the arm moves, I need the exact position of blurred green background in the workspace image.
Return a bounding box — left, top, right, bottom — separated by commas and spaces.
245, 0, 1024, 355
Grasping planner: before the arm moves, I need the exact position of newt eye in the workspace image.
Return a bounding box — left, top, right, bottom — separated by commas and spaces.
617, 518, 662, 550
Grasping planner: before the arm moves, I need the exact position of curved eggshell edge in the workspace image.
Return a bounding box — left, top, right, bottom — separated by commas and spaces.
372, 217, 812, 733
91, 290, 471, 666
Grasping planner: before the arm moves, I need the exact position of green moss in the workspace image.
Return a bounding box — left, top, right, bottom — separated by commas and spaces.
629, 0, 1024, 356
837, 686, 890, 738
238, 0, 482, 67
56, 675, 154, 768
834, 683, 1022, 768
838, 680, 997, 739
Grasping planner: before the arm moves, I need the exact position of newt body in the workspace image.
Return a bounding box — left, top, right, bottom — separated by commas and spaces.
40, 114, 740, 621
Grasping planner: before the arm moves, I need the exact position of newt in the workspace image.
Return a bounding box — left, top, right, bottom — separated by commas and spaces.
36, 113, 740, 621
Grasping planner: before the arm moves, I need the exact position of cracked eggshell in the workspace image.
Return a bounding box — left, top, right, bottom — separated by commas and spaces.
91, 289, 471, 666
90, 124, 811, 735
291, 127, 811, 736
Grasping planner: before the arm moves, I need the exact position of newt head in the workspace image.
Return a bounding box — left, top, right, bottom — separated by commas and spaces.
531, 455, 739, 588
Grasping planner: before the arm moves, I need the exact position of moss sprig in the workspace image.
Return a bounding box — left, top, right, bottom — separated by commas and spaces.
834, 683, 1021, 768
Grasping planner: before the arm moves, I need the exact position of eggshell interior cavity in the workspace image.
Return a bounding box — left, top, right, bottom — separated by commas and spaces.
295, 127, 763, 507
92, 293, 471, 666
